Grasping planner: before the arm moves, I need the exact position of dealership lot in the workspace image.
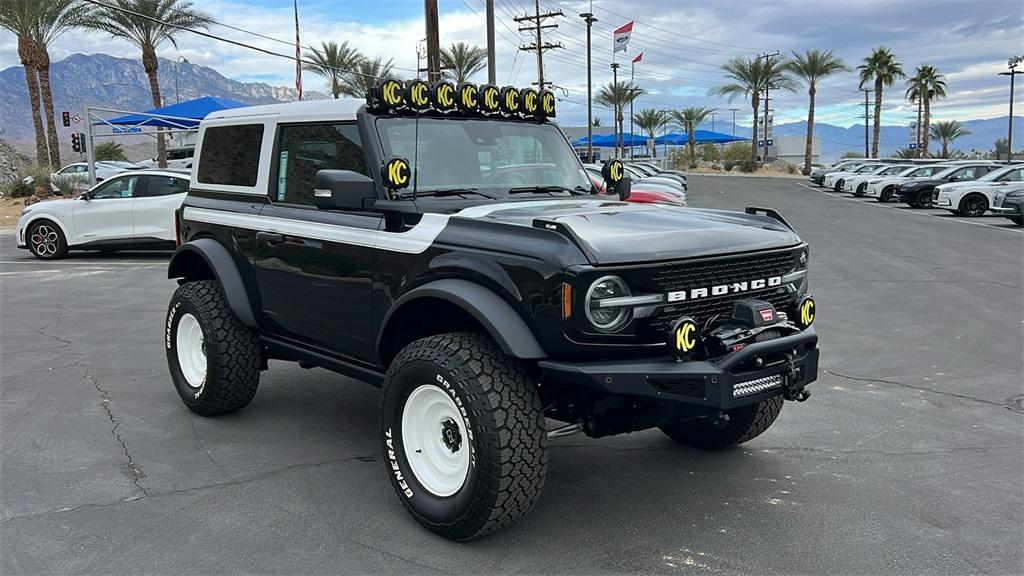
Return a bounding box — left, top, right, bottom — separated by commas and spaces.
1, 175, 1021, 575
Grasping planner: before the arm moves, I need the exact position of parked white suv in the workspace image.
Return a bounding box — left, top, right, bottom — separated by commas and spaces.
864, 164, 948, 202
843, 164, 914, 196
136, 146, 195, 171
15, 170, 188, 259
822, 163, 887, 192
932, 165, 1024, 217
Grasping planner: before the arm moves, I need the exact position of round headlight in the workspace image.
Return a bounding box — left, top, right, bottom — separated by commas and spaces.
585, 275, 632, 333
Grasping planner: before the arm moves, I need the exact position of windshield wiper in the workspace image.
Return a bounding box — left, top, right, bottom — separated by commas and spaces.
399, 188, 497, 199
506, 185, 589, 195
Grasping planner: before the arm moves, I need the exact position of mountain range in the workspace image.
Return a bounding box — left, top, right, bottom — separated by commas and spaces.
0, 53, 1019, 163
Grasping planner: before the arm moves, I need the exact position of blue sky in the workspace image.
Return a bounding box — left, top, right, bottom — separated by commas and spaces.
2, 0, 1022, 130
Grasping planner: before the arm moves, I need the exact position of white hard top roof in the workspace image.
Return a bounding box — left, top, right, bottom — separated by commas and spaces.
205, 98, 364, 123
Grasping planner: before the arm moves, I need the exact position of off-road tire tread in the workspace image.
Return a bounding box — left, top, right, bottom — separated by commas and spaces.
171, 280, 261, 416
383, 332, 547, 540
660, 396, 784, 450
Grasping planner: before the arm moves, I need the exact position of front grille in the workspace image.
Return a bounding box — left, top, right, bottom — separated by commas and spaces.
733, 374, 783, 398
638, 250, 798, 337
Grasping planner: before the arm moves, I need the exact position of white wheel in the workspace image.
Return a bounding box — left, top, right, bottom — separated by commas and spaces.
401, 384, 470, 497
175, 313, 206, 388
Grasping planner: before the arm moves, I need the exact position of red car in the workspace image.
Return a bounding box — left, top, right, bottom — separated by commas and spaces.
588, 174, 687, 206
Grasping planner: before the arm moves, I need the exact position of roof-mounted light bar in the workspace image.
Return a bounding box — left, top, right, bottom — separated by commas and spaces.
367, 79, 554, 121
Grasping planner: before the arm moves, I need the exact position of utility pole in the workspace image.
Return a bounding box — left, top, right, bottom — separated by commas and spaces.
758, 51, 779, 162
424, 0, 441, 83
580, 12, 597, 162
629, 60, 636, 159
915, 96, 923, 157
515, 1, 563, 89
611, 62, 620, 157
729, 108, 739, 137
999, 55, 1023, 162
486, 0, 496, 84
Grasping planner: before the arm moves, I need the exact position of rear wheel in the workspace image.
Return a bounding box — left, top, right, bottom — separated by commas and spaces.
660, 396, 784, 450
165, 280, 262, 416
957, 194, 988, 217
28, 220, 68, 260
854, 183, 867, 197
380, 332, 547, 540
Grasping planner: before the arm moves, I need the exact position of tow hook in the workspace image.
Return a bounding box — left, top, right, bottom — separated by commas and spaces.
713, 412, 731, 428
781, 350, 809, 402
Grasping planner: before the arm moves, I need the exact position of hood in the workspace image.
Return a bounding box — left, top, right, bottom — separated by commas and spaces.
455, 199, 801, 265
901, 178, 943, 189
21, 197, 79, 213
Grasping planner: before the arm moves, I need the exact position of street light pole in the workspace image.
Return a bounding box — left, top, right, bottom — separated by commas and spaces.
999, 55, 1023, 162
729, 108, 739, 137
580, 12, 597, 162
611, 62, 620, 157
174, 56, 188, 104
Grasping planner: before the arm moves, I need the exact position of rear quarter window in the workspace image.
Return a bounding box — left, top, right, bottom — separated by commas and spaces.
197, 124, 264, 187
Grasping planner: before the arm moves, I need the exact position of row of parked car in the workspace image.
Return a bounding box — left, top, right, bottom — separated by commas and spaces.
585, 162, 688, 206
809, 158, 1024, 226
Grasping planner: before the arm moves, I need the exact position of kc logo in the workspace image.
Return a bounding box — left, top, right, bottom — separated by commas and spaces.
504, 88, 519, 111
460, 84, 478, 109
381, 80, 403, 105
799, 298, 815, 327
524, 90, 537, 113
409, 81, 429, 108
542, 92, 555, 115
671, 318, 699, 356
382, 157, 411, 189
483, 86, 499, 110
436, 83, 454, 108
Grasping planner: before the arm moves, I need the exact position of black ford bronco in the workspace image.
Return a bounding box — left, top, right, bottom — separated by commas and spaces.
164, 79, 819, 540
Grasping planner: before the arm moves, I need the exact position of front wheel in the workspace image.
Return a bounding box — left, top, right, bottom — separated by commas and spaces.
28, 220, 68, 260
915, 190, 933, 208
879, 187, 894, 202
380, 332, 547, 541
957, 194, 988, 217
854, 183, 867, 197
833, 179, 844, 192
165, 280, 262, 416
660, 396, 784, 450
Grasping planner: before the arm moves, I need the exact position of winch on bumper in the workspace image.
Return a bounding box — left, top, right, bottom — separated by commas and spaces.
540, 297, 819, 411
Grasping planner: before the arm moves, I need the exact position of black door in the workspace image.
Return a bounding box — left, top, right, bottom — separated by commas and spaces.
254, 122, 381, 361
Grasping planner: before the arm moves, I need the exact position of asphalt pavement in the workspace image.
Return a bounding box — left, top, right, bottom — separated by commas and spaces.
2, 176, 1022, 575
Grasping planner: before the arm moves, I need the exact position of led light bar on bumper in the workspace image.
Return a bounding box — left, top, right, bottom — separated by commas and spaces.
367, 79, 555, 120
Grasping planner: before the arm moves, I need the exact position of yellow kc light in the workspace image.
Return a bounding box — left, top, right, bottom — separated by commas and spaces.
381, 157, 411, 190
669, 317, 700, 358
522, 88, 539, 115
481, 84, 501, 113
539, 89, 556, 118
433, 82, 456, 111
499, 86, 521, 115
406, 80, 431, 111
457, 82, 479, 112
795, 296, 815, 329
376, 78, 405, 108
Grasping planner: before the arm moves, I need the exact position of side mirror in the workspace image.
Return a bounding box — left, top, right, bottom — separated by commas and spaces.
313, 170, 376, 210
80, 191, 90, 201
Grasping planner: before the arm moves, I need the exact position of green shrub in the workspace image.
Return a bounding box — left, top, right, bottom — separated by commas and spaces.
737, 158, 757, 172
5, 166, 52, 198
786, 163, 797, 174
93, 141, 128, 162
699, 142, 721, 163
50, 173, 88, 195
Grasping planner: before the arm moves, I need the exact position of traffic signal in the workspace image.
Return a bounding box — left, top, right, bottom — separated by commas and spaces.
61, 111, 70, 127
71, 132, 85, 153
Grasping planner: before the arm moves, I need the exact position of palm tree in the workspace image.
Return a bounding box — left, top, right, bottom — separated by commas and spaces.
93, 141, 128, 162
858, 47, 905, 158
341, 57, 396, 98
785, 50, 849, 174
892, 147, 917, 159
595, 81, 643, 157
303, 41, 363, 99
0, 0, 47, 165
710, 56, 794, 160
440, 42, 486, 84
30, 0, 90, 168
929, 120, 970, 158
632, 109, 668, 158
591, 117, 602, 127
84, 0, 213, 168
671, 107, 715, 162
905, 65, 946, 157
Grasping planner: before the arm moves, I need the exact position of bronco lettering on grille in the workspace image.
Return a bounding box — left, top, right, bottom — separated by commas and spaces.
666, 276, 782, 302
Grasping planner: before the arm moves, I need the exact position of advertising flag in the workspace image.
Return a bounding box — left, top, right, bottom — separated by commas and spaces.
632, 52, 643, 64
613, 21, 633, 53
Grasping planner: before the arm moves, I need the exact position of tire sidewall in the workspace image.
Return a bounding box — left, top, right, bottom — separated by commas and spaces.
381, 357, 481, 526
165, 289, 212, 408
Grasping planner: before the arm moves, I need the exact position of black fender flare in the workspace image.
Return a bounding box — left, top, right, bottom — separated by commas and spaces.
167, 238, 257, 327
378, 279, 547, 361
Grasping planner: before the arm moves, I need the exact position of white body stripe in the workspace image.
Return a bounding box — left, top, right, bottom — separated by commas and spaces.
183, 207, 450, 254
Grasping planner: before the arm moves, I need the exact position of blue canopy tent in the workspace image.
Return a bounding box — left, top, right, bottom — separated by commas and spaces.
101, 96, 247, 129
654, 130, 747, 146
572, 133, 648, 147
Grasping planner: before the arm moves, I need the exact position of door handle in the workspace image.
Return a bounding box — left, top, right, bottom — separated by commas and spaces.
257, 231, 284, 244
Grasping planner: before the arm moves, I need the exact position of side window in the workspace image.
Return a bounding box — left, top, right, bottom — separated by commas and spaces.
196, 124, 264, 187
274, 123, 367, 206
90, 176, 138, 199
952, 167, 976, 180
137, 176, 189, 197
1000, 168, 1024, 182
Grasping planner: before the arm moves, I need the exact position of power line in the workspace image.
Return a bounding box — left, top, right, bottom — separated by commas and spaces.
514, 0, 564, 88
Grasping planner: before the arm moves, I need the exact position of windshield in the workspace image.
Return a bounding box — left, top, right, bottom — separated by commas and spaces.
930, 166, 964, 179
376, 117, 591, 198
880, 165, 911, 175
854, 164, 884, 173
978, 165, 1021, 182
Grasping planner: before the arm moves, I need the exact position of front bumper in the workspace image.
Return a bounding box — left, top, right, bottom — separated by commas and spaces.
539, 327, 819, 411
933, 194, 954, 208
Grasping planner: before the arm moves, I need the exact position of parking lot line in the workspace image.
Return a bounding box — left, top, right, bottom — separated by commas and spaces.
794, 182, 1024, 235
